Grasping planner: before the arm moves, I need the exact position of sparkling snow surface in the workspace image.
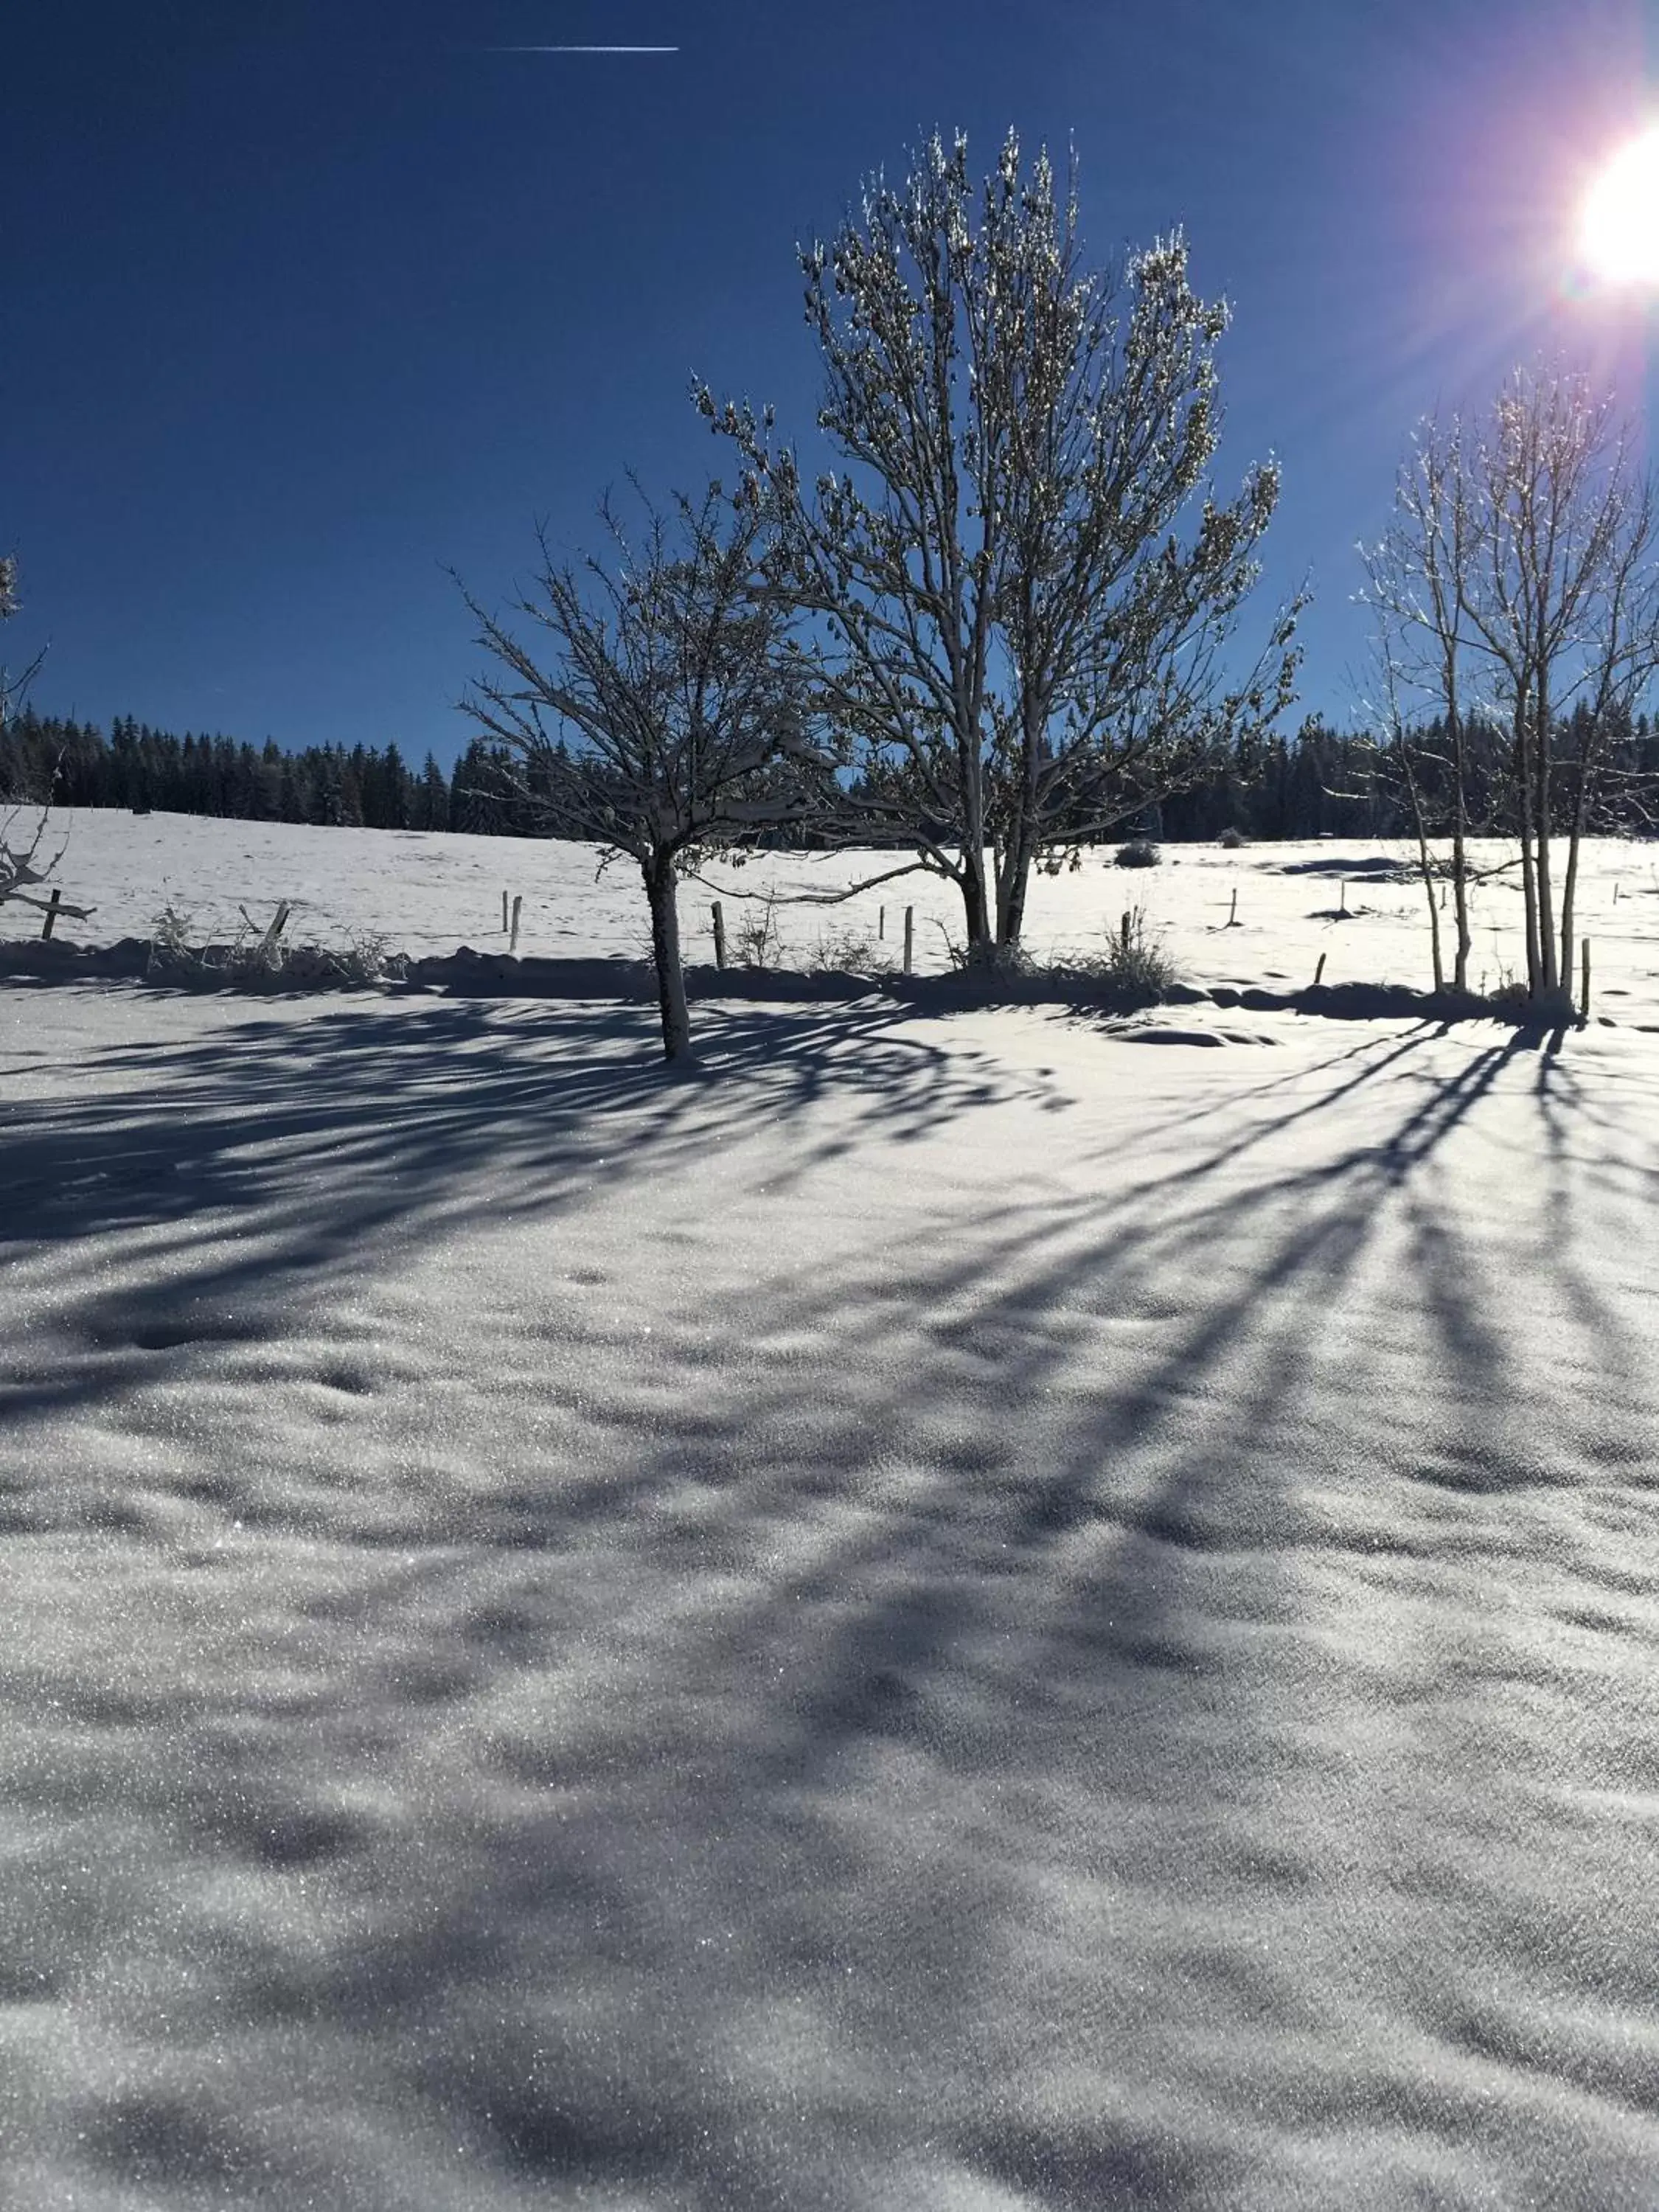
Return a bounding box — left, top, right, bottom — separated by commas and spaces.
3, 821, 1659, 2208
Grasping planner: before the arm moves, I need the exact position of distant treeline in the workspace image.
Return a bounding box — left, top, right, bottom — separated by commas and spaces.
7, 707, 1659, 845
2, 712, 459, 831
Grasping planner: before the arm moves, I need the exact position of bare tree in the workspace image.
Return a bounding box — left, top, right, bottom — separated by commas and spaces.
1359, 418, 1484, 992
0, 546, 48, 734
698, 128, 1298, 960
0, 543, 69, 919
458, 483, 835, 1061
1470, 373, 1659, 1004
1364, 372, 1659, 1010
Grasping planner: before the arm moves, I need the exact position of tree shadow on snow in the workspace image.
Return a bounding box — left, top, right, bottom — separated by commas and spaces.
0, 991, 1014, 1432
6, 998, 1659, 2209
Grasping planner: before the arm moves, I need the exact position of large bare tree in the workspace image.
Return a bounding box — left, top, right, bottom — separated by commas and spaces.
698, 128, 1298, 960
459, 483, 835, 1061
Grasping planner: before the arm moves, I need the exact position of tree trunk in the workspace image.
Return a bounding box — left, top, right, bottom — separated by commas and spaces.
1449, 701, 1471, 993
994, 818, 1040, 949
956, 728, 994, 953
993, 698, 1045, 951
1514, 706, 1542, 998
1402, 757, 1444, 992
1534, 681, 1558, 996
644, 852, 692, 1062
958, 852, 992, 953
1558, 737, 1591, 1001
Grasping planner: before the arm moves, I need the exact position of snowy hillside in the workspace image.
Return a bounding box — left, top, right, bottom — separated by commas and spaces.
9, 807, 1659, 1018
2, 815, 1658, 2208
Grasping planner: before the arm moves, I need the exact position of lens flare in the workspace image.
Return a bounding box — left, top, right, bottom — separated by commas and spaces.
1582, 127, 1659, 284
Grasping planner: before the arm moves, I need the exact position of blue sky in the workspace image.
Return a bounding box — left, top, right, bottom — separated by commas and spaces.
5, 0, 1655, 766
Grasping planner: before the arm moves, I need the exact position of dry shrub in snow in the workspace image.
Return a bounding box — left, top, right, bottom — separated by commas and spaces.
811, 922, 894, 975
145, 907, 405, 990
729, 894, 782, 970
1093, 905, 1180, 995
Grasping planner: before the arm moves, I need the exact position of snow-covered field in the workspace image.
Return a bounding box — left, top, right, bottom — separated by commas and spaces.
11, 807, 1659, 1019
4, 815, 1659, 2208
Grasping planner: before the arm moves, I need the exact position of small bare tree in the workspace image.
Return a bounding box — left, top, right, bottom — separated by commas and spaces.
1360, 418, 1483, 992
0, 543, 68, 920
698, 128, 1298, 960
1364, 372, 1659, 1010
458, 483, 835, 1061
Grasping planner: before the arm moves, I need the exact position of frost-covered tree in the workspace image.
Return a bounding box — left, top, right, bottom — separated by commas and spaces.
459, 482, 836, 1060
698, 128, 1298, 959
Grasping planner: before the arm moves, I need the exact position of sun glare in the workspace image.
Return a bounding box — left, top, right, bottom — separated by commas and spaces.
1582, 127, 1659, 284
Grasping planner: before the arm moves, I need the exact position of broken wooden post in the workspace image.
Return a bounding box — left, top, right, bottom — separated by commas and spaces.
1313, 952, 1326, 988
40, 887, 62, 942
509, 894, 523, 956
253, 901, 291, 964
903, 906, 914, 975
1227, 887, 1239, 927
712, 902, 726, 970
502, 889, 509, 933
878, 905, 885, 940
1121, 911, 1133, 956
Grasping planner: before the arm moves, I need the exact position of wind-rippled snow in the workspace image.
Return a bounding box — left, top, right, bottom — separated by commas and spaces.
2, 830, 1659, 2207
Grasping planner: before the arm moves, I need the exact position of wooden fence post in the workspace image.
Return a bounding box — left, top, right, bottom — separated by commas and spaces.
878, 905, 885, 940
40, 887, 62, 942
1313, 952, 1326, 987
712, 902, 726, 970
502, 889, 509, 933
903, 906, 914, 975
1227, 887, 1239, 927
509, 894, 523, 956
1581, 939, 1591, 1026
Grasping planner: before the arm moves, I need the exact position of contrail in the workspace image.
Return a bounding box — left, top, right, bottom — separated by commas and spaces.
489, 44, 679, 53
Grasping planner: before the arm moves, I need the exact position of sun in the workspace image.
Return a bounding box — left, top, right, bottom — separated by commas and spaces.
1582, 127, 1659, 284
